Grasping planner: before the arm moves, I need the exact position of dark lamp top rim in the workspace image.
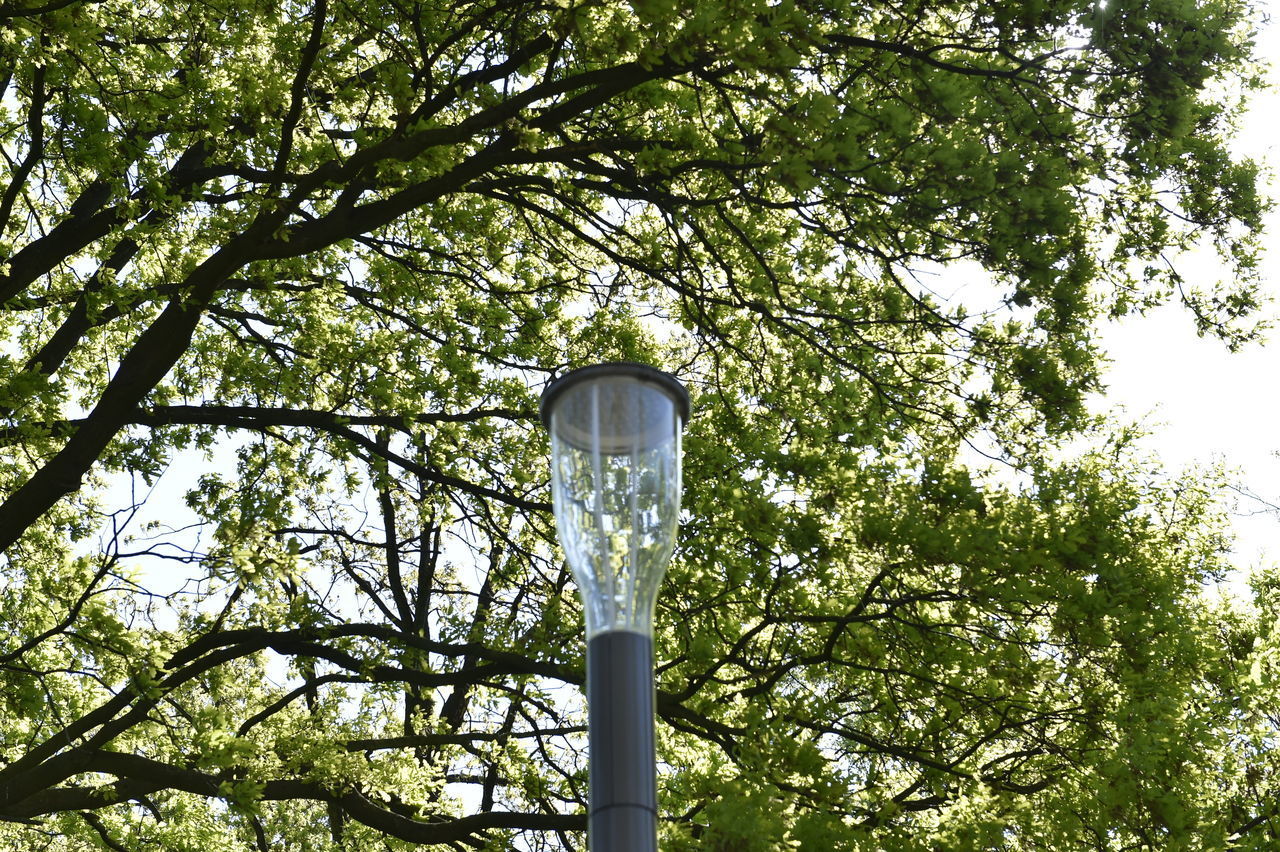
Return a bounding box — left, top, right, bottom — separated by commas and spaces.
539, 362, 692, 429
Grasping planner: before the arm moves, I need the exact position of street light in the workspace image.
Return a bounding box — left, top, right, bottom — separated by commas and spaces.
541, 362, 691, 852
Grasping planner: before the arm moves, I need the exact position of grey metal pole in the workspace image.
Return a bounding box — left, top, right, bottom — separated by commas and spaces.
587, 630, 656, 852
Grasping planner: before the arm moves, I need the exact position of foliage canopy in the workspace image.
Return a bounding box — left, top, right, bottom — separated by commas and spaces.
0, 0, 1276, 848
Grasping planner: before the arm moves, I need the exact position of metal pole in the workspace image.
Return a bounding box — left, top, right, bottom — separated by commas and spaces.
587, 630, 656, 852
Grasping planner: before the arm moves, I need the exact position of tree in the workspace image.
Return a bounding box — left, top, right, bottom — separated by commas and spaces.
0, 0, 1272, 847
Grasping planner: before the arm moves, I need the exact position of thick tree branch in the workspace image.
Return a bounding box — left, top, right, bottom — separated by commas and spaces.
0, 0, 101, 17
0, 64, 45, 235
1, 751, 584, 843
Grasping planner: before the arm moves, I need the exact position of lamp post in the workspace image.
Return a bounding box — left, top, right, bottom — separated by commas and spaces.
541, 363, 690, 852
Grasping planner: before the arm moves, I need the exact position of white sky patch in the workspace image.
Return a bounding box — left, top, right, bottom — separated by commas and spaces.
1096, 0, 1280, 593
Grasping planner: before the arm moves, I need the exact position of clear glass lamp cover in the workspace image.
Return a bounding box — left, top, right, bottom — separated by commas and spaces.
545, 367, 686, 639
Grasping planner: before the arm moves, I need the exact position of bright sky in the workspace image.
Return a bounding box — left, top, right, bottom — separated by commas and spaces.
1098, 1, 1280, 584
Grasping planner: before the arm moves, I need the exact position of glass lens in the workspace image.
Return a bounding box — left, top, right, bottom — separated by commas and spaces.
550, 379, 682, 637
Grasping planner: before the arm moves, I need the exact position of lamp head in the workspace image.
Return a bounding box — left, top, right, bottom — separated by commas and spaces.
541, 363, 690, 638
